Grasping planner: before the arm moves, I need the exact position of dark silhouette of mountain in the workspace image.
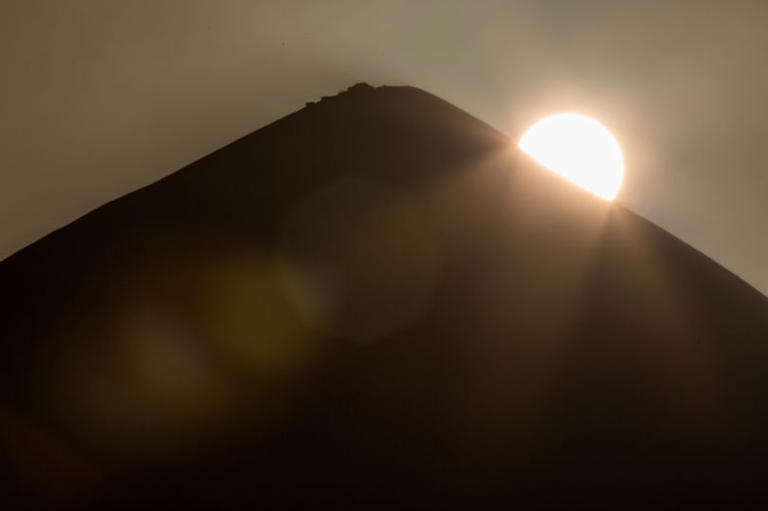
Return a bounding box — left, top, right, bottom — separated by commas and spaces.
3, 83, 768, 509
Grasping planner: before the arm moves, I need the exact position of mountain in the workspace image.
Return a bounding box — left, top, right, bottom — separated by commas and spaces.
2, 83, 768, 509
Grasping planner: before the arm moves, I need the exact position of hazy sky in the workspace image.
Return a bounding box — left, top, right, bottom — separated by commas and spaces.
2, 1, 767, 295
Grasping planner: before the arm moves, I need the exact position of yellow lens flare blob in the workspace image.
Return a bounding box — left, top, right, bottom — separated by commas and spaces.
519, 113, 624, 201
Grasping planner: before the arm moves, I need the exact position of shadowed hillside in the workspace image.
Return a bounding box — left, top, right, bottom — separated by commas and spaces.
2, 83, 768, 509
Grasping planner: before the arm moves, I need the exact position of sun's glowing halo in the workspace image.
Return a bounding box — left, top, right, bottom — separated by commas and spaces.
518, 113, 624, 201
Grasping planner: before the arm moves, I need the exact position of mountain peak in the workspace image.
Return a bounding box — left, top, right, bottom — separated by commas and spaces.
3, 84, 768, 508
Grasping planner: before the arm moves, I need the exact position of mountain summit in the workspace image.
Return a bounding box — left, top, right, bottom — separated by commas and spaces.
2, 84, 768, 509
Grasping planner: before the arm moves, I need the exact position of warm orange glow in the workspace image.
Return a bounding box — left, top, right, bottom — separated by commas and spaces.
519, 113, 624, 201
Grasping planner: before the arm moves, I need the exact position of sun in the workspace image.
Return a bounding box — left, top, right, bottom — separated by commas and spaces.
518, 113, 624, 201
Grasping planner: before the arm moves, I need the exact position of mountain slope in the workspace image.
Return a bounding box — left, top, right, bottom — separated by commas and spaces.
2, 83, 768, 509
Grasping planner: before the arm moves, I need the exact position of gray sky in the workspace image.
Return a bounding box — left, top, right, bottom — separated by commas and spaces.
2, 1, 767, 295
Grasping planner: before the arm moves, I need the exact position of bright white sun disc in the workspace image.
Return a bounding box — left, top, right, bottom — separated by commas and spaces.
518, 113, 624, 201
